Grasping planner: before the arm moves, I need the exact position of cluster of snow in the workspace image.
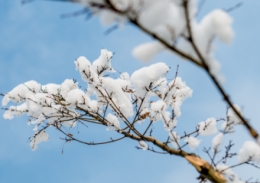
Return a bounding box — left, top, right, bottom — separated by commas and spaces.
179, 9, 233, 81
221, 105, 242, 134
184, 136, 201, 150
131, 62, 169, 98
227, 105, 242, 124
238, 141, 260, 163
2, 49, 193, 150
198, 118, 218, 136
196, 118, 225, 151
30, 131, 49, 151
212, 133, 224, 151
131, 63, 192, 134
2, 80, 41, 106
106, 113, 120, 131
139, 140, 148, 150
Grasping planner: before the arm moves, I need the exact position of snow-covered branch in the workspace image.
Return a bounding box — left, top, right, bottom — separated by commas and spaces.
2, 49, 260, 182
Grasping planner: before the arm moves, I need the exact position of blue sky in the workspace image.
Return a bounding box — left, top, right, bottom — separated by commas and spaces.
1, 0, 260, 182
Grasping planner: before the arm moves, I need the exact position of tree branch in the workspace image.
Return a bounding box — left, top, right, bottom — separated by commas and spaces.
182, 0, 259, 141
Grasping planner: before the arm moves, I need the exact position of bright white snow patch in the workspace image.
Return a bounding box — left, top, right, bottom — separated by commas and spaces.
227, 105, 242, 125
198, 118, 218, 136
102, 77, 133, 117
3, 103, 28, 119
139, 140, 148, 150
106, 113, 120, 131
131, 62, 169, 98
185, 136, 201, 150
92, 49, 114, 75
30, 131, 49, 150
132, 42, 164, 62
238, 141, 260, 163
212, 133, 224, 151
2, 80, 40, 106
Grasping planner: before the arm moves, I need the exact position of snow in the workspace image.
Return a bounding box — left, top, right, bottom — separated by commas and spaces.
185, 136, 201, 150
212, 133, 223, 151
101, 77, 133, 117
65, 89, 90, 107
74, 56, 97, 83
2, 49, 193, 151
164, 77, 193, 117
3, 103, 28, 119
227, 105, 242, 125
132, 42, 164, 62
2, 80, 40, 106
30, 130, 49, 150
92, 49, 115, 75
150, 100, 166, 121
206, 10, 234, 44
131, 62, 169, 98
177, 9, 234, 81
41, 83, 61, 95
198, 117, 218, 136
163, 118, 177, 132
106, 113, 120, 131
31, 113, 46, 125
60, 79, 78, 98
221, 105, 242, 133
238, 141, 260, 163
139, 140, 148, 150
139, 1, 186, 43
